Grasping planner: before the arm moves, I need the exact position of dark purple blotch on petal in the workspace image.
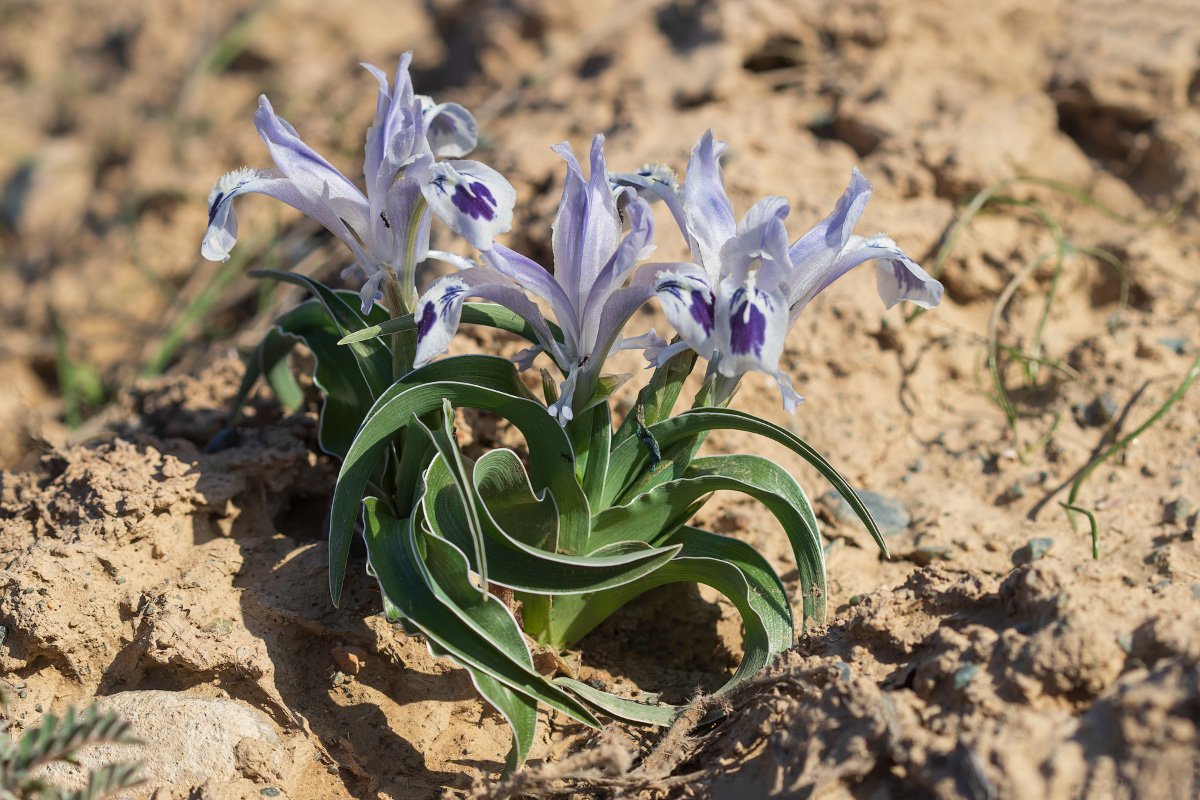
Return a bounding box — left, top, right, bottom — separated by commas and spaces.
451, 181, 497, 221
729, 290, 767, 357
416, 301, 437, 341
659, 278, 715, 335
207, 193, 225, 224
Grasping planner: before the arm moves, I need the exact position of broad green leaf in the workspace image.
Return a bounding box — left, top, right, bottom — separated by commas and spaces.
338, 302, 566, 348
567, 403, 611, 510
259, 326, 305, 412
250, 269, 392, 399
467, 668, 538, 776
412, 401, 490, 595
551, 548, 776, 721
361, 498, 601, 729
422, 451, 681, 597
604, 406, 885, 556
588, 453, 825, 627
329, 356, 589, 604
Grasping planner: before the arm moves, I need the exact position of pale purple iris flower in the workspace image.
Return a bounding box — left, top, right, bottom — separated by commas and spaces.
411, 134, 668, 424
201, 52, 515, 314
613, 130, 944, 412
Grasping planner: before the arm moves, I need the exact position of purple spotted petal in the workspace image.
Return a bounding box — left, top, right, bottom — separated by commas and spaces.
653, 268, 717, 359
202, 166, 370, 267
714, 276, 788, 381
868, 235, 943, 309
421, 160, 516, 252
420, 99, 478, 158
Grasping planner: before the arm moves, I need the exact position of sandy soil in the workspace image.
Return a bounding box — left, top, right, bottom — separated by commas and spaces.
2, 0, 1199, 798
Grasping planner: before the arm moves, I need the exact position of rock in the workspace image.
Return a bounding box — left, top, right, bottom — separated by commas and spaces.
331, 645, 367, 676
1013, 538, 1056, 566
821, 489, 911, 538
37, 691, 298, 793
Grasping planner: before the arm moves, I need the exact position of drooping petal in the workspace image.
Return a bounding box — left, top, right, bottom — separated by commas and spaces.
421, 159, 516, 252
413, 274, 470, 368
412, 266, 563, 370
714, 275, 789, 380
482, 245, 578, 353
772, 369, 804, 413
419, 98, 478, 158
253, 96, 370, 236
610, 161, 687, 243
510, 345, 544, 372
202, 166, 368, 265
357, 269, 386, 314
653, 268, 717, 360
547, 366, 580, 425
786, 167, 872, 288
644, 339, 692, 368
867, 235, 944, 309
682, 130, 737, 280
788, 232, 943, 322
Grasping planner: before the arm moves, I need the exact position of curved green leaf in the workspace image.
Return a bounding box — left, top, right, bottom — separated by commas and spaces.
422, 451, 681, 596
551, 548, 775, 722
361, 498, 600, 729
250, 269, 392, 398
604, 406, 885, 556
588, 453, 825, 627
330, 357, 589, 604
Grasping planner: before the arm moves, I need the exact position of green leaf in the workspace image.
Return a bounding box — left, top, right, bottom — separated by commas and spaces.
329, 356, 589, 605
588, 453, 825, 627
568, 403, 611, 510
361, 499, 600, 743
604, 406, 885, 556
338, 302, 566, 348
421, 451, 680, 598
250, 270, 392, 398
551, 544, 778, 721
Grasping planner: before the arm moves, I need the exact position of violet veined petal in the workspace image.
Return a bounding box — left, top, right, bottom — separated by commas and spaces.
714, 276, 789, 380
253, 96, 370, 236
202, 166, 367, 264
426, 249, 480, 272
421, 159, 515, 252
413, 274, 470, 368
772, 369, 805, 414
421, 100, 478, 158
412, 266, 563, 370
729, 195, 792, 284
482, 244, 579, 350
654, 269, 717, 360
786, 166, 872, 279
578, 196, 657, 353
682, 130, 737, 280
866, 235, 944, 309
550, 136, 622, 312
788, 233, 943, 323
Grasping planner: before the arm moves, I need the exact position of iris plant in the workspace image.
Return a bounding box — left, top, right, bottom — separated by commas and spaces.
205, 56, 943, 775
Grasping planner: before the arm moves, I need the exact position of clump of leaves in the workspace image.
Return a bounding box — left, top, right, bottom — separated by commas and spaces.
204, 53, 942, 773
0, 686, 143, 800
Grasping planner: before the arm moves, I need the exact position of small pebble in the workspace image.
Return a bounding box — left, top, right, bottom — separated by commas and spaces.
116, 577, 126, 585
953, 662, 979, 690
331, 646, 367, 675
331, 671, 346, 687
1116, 633, 1133, 653
821, 489, 911, 538
35, 703, 42, 713
260, 789, 281, 798
1028, 538, 1054, 560
1191, 583, 1200, 601
143, 604, 158, 616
